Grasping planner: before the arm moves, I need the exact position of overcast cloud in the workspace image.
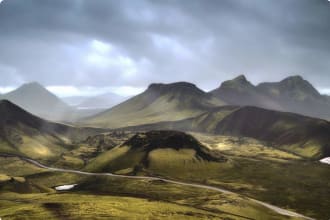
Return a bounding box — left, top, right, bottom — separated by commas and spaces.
0, 0, 330, 97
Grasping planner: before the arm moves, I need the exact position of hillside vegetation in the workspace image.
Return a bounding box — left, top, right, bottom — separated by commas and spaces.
82, 82, 225, 128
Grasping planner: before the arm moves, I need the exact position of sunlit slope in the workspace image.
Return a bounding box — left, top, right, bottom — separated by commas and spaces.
0, 100, 103, 160
82, 82, 225, 128
85, 130, 226, 174
215, 106, 330, 158
122, 105, 238, 132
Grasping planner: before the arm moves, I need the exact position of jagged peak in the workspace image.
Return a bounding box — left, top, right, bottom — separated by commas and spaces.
233, 74, 248, 82
219, 74, 254, 89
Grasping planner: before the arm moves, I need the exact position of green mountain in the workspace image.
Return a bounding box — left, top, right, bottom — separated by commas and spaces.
82, 82, 225, 128
0, 100, 102, 161
1, 82, 73, 121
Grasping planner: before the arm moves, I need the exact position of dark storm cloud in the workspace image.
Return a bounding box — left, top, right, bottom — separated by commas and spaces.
0, 0, 329, 96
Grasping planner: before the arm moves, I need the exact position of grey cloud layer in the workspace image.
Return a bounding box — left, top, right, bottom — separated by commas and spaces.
0, 0, 329, 92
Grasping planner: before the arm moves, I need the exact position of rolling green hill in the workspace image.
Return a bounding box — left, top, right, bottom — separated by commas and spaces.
82, 82, 225, 128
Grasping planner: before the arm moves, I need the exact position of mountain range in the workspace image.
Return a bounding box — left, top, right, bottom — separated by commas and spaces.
1, 75, 330, 126
82, 75, 330, 129
210, 75, 330, 119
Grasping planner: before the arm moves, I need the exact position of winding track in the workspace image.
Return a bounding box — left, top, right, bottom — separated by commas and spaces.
0, 153, 314, 220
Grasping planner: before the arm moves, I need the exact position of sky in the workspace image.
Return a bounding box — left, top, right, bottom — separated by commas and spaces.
0, 0, 330, 97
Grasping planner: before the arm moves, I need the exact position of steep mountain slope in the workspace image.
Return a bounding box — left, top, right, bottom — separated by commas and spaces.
0, 100, 103, 160
85, 130, 226, 174
214, 106, 330, 158
122, 105, 239, 133
82, 82, 225, 128
2, 82, 73, 121
121, 106, 330, 159
211, 75, 330, 120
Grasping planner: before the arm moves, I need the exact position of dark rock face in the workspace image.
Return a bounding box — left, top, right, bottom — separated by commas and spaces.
123, 130, 226, 162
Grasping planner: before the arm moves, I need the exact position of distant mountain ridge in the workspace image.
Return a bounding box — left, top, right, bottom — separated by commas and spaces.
2, 75, 330, 125
211, 75, 330, 119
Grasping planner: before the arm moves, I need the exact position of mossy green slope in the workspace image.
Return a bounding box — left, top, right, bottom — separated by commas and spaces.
214, 106, 330, 158
82, 82, 225, 128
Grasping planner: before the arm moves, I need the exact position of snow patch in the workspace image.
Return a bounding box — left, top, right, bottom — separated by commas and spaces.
55, 184, 77, 191
319, 157, 330, 165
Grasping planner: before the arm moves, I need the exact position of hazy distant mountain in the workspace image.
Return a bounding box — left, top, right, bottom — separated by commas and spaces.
77, 92, 127, 109
211, 75, 330, 120
0, 100, 103, 160
1, 82, 73, 121
82, 82, 225, 128
63, 96, 90, 106
63, 93, 127, 109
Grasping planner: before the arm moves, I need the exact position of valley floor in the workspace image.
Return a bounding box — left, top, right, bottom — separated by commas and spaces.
1, 132, 329, 220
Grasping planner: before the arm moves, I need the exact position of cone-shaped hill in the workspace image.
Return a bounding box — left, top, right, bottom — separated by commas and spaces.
82, 82, 225, 128
85, 130, 226, 175
1, 82, 73, 121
